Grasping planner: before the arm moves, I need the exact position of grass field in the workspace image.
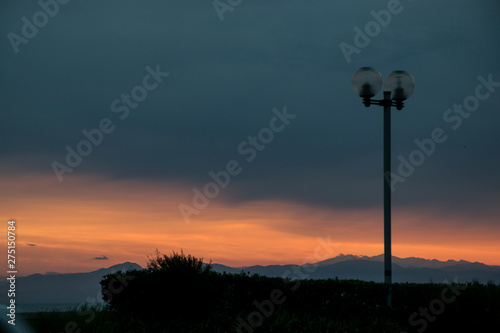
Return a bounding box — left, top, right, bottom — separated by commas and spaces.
24, 279, 500, 333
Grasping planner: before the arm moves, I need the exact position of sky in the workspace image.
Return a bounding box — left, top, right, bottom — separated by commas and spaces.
1, 0, 499, 276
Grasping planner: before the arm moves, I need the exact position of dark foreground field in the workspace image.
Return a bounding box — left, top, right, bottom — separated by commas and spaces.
26, 252, 500, 332
25, 277, 500, 332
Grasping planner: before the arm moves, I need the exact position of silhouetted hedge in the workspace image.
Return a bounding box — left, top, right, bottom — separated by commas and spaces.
100, 252, 500, 332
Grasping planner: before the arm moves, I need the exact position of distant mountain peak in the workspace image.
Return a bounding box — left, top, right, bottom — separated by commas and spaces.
211, 255, 500, 285
316, 254, 481, 269
105, 262, 143, 273
40, 262, 143, 276
107, 262, 143, 269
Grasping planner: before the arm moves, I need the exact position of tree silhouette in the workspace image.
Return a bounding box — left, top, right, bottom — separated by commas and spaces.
146, 249, 212, 275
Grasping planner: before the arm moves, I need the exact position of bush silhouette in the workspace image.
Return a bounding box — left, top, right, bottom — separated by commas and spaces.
101, 250, 219, 328
101, 251, 500, 332
146, 249, 212, 275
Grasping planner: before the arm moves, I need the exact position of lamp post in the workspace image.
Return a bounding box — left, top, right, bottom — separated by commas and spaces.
351, 67, 415, 308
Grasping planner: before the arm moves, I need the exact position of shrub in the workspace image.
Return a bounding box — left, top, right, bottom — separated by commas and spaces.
101, 250, 219, 330
100, 252, 500, 332
146, 249, 212, 275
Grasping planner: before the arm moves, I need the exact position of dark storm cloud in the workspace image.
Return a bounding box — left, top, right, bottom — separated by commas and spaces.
1, 0, 499, 215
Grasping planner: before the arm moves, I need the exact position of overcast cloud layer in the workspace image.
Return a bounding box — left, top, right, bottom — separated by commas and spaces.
1, 0, 499, 216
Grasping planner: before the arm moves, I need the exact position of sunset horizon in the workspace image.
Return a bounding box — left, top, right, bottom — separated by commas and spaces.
16, 251, 500, 277
2, 172, 499, 277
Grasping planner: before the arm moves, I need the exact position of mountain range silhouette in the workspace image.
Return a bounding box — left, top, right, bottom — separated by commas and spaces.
2, 255, 499, 304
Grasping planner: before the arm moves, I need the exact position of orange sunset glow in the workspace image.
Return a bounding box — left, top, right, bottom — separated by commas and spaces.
2, 173, 499, 276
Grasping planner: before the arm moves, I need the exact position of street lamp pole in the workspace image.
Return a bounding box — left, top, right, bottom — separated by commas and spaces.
351, 67, 415, 309
383, 91, 392, 307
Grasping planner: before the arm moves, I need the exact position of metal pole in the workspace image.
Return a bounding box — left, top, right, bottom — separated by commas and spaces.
383, 91, 392, 308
